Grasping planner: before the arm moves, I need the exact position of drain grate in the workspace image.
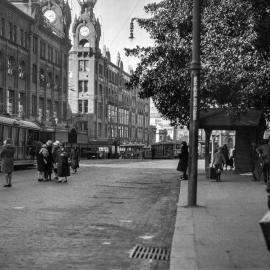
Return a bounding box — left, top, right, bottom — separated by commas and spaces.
130, 245, 170, 261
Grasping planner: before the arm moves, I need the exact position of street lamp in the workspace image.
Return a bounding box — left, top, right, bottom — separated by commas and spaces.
188, 0, 201, 206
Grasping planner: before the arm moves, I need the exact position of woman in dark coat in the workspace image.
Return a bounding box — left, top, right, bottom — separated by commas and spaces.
36, 143, 49, 182
1, 138, 15, 187
177, 141, 189, 180
57, 144, 70, 183
70, 145, 80, 173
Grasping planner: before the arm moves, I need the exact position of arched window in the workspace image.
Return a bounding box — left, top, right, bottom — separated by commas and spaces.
47, 72, 52, 87
79, 39, 90, 48
18, 60, 26, 79
55, 74, 59, 90
7, 56, 15, 75
40, 68, 45, 84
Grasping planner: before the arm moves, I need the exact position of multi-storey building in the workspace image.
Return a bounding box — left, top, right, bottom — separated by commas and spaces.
0, 0, 71, 142
69, 0, 150, 157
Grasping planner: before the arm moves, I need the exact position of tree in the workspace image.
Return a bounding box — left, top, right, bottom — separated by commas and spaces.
125, 0, 270, 126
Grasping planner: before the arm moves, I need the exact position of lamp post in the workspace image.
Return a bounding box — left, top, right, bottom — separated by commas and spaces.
188, 0, 201, 206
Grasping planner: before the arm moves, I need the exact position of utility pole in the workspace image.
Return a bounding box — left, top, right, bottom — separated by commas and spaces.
188, 0, 201, 206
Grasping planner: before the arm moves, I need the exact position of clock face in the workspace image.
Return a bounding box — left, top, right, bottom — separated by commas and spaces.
44, 10, 56, 23
80, 26, 90, 37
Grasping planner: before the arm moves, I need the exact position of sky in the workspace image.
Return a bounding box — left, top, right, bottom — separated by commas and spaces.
68, 0, 156, 70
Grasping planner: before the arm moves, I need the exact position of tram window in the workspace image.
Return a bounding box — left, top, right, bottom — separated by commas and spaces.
3, 126, 11, 142
12, 127, 19, 146
19, 128, 26, 146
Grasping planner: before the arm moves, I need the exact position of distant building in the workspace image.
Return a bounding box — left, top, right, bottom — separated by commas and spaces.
0, 0, 71, 142
68, 0, 150, 156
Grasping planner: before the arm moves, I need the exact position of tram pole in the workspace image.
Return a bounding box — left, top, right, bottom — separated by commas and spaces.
188, 0, 201, 206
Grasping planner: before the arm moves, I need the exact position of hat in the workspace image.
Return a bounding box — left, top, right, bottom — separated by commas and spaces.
53, 140, 60, 146
46, 140, 53, 146
42, 144, 47, 148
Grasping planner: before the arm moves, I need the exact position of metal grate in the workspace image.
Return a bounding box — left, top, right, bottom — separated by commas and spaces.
130, 245, 170, 261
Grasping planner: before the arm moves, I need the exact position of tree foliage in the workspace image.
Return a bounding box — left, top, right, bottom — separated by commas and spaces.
125, 0, 270, 126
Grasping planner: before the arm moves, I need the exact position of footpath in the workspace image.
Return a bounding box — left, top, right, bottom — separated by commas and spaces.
170, 171, 270, 270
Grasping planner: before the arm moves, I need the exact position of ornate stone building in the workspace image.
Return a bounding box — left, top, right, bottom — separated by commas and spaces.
0, 0, 71, 142
69, 0, 150, 157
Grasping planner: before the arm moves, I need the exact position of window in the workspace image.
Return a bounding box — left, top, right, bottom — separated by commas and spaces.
33, 36, 38, 54
84, 100, 88, 113
39, 68, 45, 85
20, 29, 24, 47
40, 41, 46, 58
78, 81, 83, 93
13, 25, 17, 43
55, 50, 61, 65
48, 46, 53, 62
98, 103, 102, 119
94, 80, 97, 95
32, 95, 37, 116
7, 90, 15, 115
99, 64, 103, 77
46, 99, 52, 121
78, 60, 89, 71
98, 123, 102, 137
9, 22, 12, 41
7, 56, 15, 75
24, 31, 28, 49
78, 80, 88, 93
32, 64, 37, 83
38, 97, 44, 121
78, 100, 82, 113
55, 75, 59, 90
0, 18, 5, 37
54, 101, 59, 119
18, 93, 25, 117
18, 60, 26, 80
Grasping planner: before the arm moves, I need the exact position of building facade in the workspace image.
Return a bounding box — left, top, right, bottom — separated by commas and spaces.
0, 0, 71, 142
69, 0, 150, 157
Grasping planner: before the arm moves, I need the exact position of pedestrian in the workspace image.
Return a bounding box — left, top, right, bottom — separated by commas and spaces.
212, 147, 226, 181
70, 145, 80, 174
44, 140, 53, 181
229, 146, 235, 170
256, 138, 270, 190
250, 142, 259, 181
57, 143, 70, 183
222, 144, 230, 170
0, 138, 15, 187
52, 140, 60, 181
177, 141, 189, 180
37, 143, 49, 182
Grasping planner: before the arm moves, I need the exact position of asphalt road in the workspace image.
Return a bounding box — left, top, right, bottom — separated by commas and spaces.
0, 159, 180, 270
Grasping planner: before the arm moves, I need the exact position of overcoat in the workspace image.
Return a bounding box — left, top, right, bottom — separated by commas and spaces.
177, 144, 189, 172
0, 144, 15, 173
57, 150, 70, 177
70, 148, 80, 170
37, 146, 49, 172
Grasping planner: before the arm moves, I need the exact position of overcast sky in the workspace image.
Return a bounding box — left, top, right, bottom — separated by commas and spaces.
69, 0, 156, 70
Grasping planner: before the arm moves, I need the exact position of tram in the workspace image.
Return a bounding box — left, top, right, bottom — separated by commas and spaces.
151, 141, 182, 159
0, 115, 40, 167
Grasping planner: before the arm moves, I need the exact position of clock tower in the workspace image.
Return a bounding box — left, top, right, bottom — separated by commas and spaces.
69, 0, 101, 138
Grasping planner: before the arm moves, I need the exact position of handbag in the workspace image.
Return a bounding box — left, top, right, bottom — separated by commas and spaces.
210, 167, 217, 179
